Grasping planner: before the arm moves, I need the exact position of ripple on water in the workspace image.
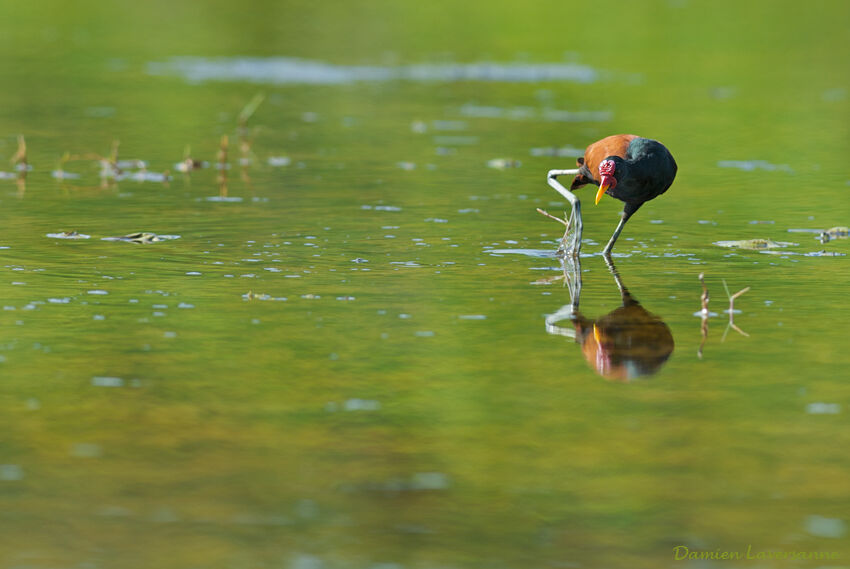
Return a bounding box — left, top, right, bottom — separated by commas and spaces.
717, 160, 793, 173
267, 156, 291, 167
361, 204, 402, 212
203, 196, 243, 202
91, 376, 124, 387
806, 402, 841, 415
0, 464, 24, 481
148, 57, 600, 85
488, 248, 556, 258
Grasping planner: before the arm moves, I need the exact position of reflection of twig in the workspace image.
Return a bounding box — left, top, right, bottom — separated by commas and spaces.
543, 254, 582, 338
10, 135, 27, 168
721, 279, 750, 340
699, 275, 751, 357
730, 286, 750, 307
10, 135, 27, 197
217, 135, 228, 197
698, 273, 709, 359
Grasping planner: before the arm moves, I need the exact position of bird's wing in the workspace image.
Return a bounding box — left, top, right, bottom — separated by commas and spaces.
569, 157, 596, 190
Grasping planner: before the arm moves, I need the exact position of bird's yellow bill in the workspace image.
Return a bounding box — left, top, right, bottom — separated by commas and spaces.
595, 180, 611, 205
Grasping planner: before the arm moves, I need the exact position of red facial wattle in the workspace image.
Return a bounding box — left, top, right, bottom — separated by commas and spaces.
595, 159, 617, 205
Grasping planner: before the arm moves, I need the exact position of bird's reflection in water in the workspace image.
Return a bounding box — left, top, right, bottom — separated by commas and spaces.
543, 257, 674, 381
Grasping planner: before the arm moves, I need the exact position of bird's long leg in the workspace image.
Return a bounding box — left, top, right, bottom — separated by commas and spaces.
602, 216, 628, 257
546, 169, 582, 257
603, 203, 642, 257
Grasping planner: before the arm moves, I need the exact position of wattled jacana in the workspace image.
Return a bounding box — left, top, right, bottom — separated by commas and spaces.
547, 134, 677, 256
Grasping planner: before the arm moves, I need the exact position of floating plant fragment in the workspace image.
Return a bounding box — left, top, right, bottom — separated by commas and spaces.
818, 226, 848, 243
788, 226, 848, 243
713, 239, 796, 250
46, 231, 90, 240
175, 158, 207, 172
242, 291, 287, 301
101, 232, 181, 244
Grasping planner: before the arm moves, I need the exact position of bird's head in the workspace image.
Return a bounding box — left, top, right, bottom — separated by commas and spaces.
595, 158, 621, 205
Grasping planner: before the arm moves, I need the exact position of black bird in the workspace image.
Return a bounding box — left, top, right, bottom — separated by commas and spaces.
569, 134, 677, 255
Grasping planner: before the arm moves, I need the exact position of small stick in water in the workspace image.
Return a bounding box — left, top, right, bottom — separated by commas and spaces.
216, 134, 229, 166
10, 135, 27, 170
536, 208, 568, 226
536, 208, 574, 254
698, 273, 709, 359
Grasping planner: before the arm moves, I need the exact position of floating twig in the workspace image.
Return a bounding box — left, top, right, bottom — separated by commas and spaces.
536, 207, 574, 254
536, 207, 569, 227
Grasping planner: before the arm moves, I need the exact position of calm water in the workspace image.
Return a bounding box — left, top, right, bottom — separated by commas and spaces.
1, 1, 849, 568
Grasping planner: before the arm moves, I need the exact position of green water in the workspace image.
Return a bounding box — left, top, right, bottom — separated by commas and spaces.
1, 1, 849, 568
